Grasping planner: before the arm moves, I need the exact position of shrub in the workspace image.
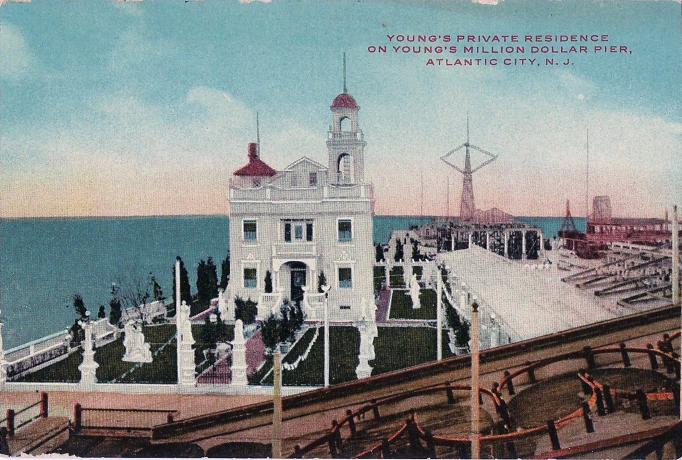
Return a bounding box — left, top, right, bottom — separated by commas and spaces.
235, 296, 258, 325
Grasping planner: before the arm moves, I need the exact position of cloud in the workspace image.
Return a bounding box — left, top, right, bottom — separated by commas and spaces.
239, 0, 272, 4
0, 23, 36, 80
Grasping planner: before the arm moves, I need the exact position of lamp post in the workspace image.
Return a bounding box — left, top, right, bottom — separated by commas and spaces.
436, 274, 443, 361
470, 299, 481, 460
321, 284, 331, 387
272, 348, 283, 458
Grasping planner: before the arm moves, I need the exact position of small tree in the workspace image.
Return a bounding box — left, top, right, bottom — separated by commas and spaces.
206, 257, 219, 300
260, 313, 282, 353
220, 253, 230, 290
234, 296, 258, 325
279, 302, 291, 343
149, 273, 164, 301
455, 320, 471, 349
375, 244, 385, 263
72, 294, 88, 320
69, 319, 84, 347
317, 271, 327, 293
264, 271, 273, 294
394, 240, 404, 262
97, 305, 106, 319
412, 240, 421, 261
109, 284, 123, 326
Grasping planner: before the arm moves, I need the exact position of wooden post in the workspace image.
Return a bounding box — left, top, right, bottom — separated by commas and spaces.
40, 392, 48, 418
346, 409, 356, 437
636, 389, 651, 420
446, 386, 456, 404
619, 343, 631, 367
6, 410, 14, 437
73, 404, 82, 432
546, 420, 561, 451
581, 402, 594, 433
272, 351, 283, 459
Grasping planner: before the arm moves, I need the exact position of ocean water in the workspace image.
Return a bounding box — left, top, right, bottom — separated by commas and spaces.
0, 215, 430, 348
0, 214, 572, 348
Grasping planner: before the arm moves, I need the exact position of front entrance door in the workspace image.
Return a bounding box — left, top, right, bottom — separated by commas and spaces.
290, 269, 307, 305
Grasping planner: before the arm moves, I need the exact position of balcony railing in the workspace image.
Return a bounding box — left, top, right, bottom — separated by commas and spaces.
273, 242, 317, 258
230, 182, 374, 202
327, 130, 364, 141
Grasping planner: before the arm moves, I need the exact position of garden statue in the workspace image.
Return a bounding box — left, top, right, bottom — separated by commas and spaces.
122, 321, 152, 363
218, 288, 229, 322
410, 274, 421, 309
230, 319, 248, 385
78, 315, 99, 386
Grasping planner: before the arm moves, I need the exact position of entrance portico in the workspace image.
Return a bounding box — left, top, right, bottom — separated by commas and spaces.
272, 259, 318, 305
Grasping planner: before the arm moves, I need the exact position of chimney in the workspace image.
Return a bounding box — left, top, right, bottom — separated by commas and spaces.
248, 143, 258, 159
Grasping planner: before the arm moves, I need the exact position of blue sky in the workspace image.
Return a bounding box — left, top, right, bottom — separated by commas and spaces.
1, 0, 680, 218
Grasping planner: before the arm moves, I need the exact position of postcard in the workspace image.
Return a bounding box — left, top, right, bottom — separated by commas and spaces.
0, 0, 680, 458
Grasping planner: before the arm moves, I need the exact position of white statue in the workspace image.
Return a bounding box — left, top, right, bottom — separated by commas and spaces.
355, 321, 375, 379
410, 274, 421, 309
230, 319, 248, 385
218, 288, 229, 322
122, 321, 152, 363
78, 317, 99, 386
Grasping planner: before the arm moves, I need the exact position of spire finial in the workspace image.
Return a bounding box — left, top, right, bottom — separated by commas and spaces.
343, 52, 347, 93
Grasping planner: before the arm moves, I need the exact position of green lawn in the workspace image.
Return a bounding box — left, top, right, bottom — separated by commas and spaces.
17, 323, 224, 384
372, 326, 453, 375
261, 326, 452, 386
389, 289, 437, 320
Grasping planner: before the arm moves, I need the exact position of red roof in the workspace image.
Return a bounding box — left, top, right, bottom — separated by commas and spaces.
331, 92, 358, 109
233, 143, 277, 177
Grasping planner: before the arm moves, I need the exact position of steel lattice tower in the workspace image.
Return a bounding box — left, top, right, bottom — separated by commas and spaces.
441, 115, 498, 221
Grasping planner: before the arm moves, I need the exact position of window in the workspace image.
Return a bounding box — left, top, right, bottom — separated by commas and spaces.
243, 220, 257, 241
243, 268, 257, 289
294, 224, 303, 240
284, 223, 292, 242
291, 174, 299, 187
338, 219, 352, 242
338, 267, 352, 288
306, 223, 313, 242
309, 172, 318, 187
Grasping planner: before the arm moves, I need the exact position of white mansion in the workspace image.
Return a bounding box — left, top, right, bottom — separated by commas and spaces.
226, 88, 375, 321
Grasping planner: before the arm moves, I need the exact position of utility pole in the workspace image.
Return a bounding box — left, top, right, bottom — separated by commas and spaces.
272, 349, 283, 458
470, 299, 481, 459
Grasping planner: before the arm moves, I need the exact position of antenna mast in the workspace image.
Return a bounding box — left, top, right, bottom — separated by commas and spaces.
585, 128, 590, 222
256, 112, 261, 155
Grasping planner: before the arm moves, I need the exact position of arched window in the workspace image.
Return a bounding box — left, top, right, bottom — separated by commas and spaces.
337, 153, 352, 184
339, 116, 351, 132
